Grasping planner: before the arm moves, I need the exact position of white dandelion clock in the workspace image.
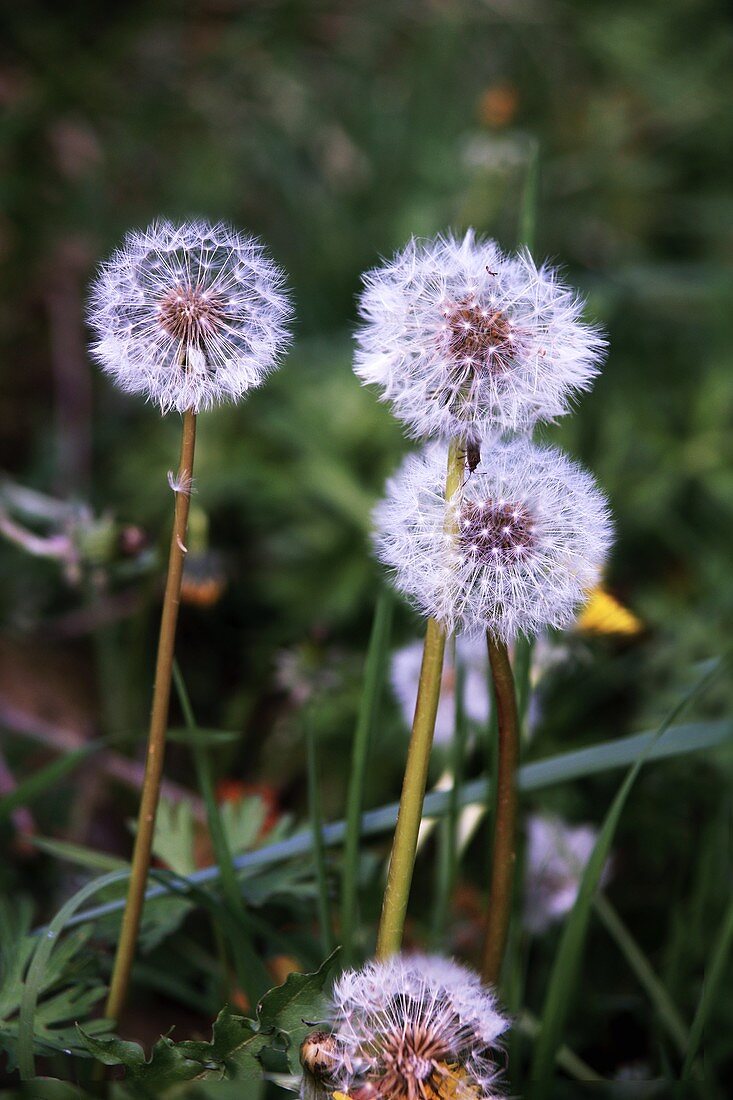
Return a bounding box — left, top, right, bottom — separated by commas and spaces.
374, 438, 612, 641
355, 231, 605, 439
316, 954, 508, 1099
88, 219, 292, 413
523, 814, 613, 934
391, 634, 491, 744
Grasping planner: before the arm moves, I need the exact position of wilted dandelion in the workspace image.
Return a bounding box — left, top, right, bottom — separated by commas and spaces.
88, 219, 292, 413
523, 813, 612, 934
374, 437, 612, 641
391, 634, 491, 744
301, 954, 508, 1099
355, 231, 604, 440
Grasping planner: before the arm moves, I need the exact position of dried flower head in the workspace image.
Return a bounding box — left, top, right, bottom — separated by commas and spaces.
88, 219, 292, 413
374, 438, 612, 641
355, 231, 605, 439
317, 954, 508, 1099
391, 634, 490, 745
523, 813, 612, 934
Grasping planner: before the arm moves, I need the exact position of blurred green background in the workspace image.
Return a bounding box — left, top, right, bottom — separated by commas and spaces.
1, 0, 732, 1090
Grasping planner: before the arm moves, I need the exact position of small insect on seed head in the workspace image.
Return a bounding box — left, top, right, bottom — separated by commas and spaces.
354, 230, 605, 439
88, 219, 293, 414
373, 437, 613, 641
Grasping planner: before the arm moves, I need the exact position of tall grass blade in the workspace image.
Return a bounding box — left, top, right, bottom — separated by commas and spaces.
527, 658, 724, 1099
680, 894, 733, 1080
340, 590, 392, 965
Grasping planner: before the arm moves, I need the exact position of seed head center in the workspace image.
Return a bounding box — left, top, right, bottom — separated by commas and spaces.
443, 298, 514, 373
459, 498, 535, 565
158, 283, 226, 345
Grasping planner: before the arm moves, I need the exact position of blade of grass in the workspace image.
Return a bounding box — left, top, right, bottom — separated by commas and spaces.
172, 661, 266, 1007
52, 715, 733, 933
0, 734, 123, 820
594, 892, 689, 1055
527, 657, 725, 1099
680, 893, 733, 1080
340, 590, 393, 966
305, 713, 335, 956
517, 1009, 603, 1081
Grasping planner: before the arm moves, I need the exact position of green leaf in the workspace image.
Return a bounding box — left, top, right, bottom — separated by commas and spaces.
527, 658, 724, 1099
0, 899, 113, 1074
77, 952, 338, 1088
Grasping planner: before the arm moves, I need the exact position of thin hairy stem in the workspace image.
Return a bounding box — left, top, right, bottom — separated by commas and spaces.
375, 439, 463, 959
481, 636, 520, 985
104, 409, 197, 1024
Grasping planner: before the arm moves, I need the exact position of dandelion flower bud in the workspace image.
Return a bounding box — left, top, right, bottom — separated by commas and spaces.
355, 231, 605, 439
374, 438, 612, 641
321, 954, 508, 1099
88, 219, 292, 413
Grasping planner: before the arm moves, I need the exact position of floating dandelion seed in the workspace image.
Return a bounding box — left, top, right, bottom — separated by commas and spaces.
374, 438, 612, 641
88, 219, 292, 413
308, 955, 508, 1099
355, 231, 605, 439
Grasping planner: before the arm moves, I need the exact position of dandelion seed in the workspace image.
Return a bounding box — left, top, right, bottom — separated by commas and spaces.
88, 219, 292, 413
355, 231, 605, 439
373, 438, 612, 641
313, 954, 508, 1099
523, 813, 613, 934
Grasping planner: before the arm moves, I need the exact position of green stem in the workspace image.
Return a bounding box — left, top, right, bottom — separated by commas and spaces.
481, 636, 520, 986
340, 591, 393, 967
306, 714, 335, 956
375, 440, 463, 959
594, 892, 690, 1056
104, 409, 196, 1025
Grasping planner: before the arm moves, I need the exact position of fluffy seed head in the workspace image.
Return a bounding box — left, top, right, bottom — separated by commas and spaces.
524, 814, 612, 934
355, 231, 605, 439
318, 954, 508, 1098
373, 438, 612, 641
88, 219, 292, 413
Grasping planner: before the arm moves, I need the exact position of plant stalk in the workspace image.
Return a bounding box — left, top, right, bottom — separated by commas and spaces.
481, 635, 520, 985
104, 409, 197, 1024
375, 440, 463, 959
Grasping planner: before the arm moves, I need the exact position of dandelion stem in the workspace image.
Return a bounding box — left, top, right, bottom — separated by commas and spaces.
104, 408, 197, 1024
375, 439, 463, 959
481, 635, 520, 986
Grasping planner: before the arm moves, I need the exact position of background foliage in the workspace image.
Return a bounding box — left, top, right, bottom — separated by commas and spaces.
1, 0, 732, 1094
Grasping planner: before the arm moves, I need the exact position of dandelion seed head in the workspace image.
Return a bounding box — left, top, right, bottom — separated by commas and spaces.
524, 814, 613, 934
325, 955, 508, 1098
373, 438, 613, 641
355, 231, 605, 439
88, 219, 292, 413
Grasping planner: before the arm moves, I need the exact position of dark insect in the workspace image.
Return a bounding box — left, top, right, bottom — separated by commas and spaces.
466, 441, 481, 474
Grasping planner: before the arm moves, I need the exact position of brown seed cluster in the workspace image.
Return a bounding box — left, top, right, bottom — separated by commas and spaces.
442, 297, 515, 375
158, 283, 227, 345
459, 499, 535, 565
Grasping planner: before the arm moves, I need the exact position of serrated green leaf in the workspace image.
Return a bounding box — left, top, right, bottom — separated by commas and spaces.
0, 899, 113, 1072
77, 953, 338, 1088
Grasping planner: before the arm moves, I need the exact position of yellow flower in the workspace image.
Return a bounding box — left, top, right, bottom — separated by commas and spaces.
577, 586, 642, 636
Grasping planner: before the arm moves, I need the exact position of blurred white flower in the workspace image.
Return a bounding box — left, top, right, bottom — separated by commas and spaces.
321, 954, 508, 1099
355, 230, 605, 440
391, 634, 490, 744
88, 219, 292, 413
523, 813, 612, 934
374, 437, 612, 641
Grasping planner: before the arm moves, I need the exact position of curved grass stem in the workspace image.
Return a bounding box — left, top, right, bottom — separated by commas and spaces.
481, 636, 519, 986
104, 409, 197, 1024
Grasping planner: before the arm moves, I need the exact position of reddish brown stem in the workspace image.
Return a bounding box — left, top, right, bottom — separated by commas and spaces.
481, 636, 519, 986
